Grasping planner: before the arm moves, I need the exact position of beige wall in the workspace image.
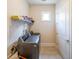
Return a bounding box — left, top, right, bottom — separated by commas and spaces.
56, 0, 71, 59
29, 5, 56, 46
7, 0, 29, 47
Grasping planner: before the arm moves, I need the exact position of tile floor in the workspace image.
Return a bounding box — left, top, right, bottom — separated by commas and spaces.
39, 46, 63, 59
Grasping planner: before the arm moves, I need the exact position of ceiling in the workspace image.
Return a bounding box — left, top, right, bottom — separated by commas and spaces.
27, 0, 57, 5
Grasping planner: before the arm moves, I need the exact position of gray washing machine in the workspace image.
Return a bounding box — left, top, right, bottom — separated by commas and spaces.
17, 34, 40, 59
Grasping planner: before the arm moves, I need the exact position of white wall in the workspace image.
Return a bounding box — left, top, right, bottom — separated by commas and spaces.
29, 5, 56, 46
7, 0, 29, 47
56, 0, 71, 59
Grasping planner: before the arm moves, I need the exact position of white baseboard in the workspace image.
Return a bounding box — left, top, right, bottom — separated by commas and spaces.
40, 43, 57, 47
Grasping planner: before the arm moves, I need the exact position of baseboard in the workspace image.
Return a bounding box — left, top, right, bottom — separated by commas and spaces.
40, 43, 57, 47
58, 49, 64, 59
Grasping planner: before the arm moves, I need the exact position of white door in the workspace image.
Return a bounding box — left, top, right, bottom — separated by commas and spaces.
56, 0, 71, 59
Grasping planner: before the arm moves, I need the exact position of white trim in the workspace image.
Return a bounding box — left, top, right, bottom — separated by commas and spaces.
40, 43, 57, 47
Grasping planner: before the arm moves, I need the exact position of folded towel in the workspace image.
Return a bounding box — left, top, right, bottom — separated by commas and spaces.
11, 16, 19, 20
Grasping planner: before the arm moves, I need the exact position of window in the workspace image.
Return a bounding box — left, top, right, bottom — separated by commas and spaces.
41, 12, 51, 21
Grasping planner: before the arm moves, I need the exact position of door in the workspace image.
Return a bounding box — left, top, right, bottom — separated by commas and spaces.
56, 0, 71, 59
29, 5, 56, 46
